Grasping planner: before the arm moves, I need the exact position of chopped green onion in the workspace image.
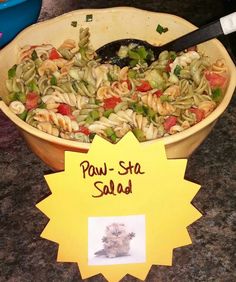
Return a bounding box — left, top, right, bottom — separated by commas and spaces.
31, 50, 38, 61
156, 24, 169, 34
71, 21, 77, 27
86, 14, 93, 22
8, 65, 17, 79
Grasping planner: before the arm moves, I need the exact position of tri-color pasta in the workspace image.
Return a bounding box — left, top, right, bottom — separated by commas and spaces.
6, 27, 228, 143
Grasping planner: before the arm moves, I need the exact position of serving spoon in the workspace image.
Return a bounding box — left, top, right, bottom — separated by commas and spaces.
96, 12, 236, 67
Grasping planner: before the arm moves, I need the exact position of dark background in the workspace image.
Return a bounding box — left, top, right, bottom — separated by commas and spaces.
0, 1, 236, 282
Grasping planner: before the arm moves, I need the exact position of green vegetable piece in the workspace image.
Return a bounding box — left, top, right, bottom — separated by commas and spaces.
18, 110, 28, 121
212, 88, 223, 103
27, 80, 39, 92
104, 109, 113, 118
130, 102, 144, 114
129, 59, 138, 67
90, 110, 100, 120
156, 24, 169, 34
146, 107, 156, 119
160, 95, 170, 102
105, 127, 115, 137
31, 50, 38, 61
50, 75, 57, 86
110, 133, 117, 143
8, 65, 17, 79
71, 21, 77, 27
146, 49, 154, 61
128, 69, 137, 78
136, 46, 148, 59
85, 116, 94, 124
128, 50, 141, 60
86, 14, 93, 22
8, 92, 17, 102
174, 65, 182, 76
169, 51, 177, 60
38, 102, 46, 109
16, 92, 26, 103
89, 133, 96, 141
132, 128, 146, 142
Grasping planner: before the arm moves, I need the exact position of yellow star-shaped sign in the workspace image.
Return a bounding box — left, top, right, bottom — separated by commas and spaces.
36, 132, 202, 282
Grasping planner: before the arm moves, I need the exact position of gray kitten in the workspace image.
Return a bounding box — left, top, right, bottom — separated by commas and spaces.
95, 223, 135, 258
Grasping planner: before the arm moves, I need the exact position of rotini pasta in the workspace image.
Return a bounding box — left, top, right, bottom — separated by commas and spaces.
6, 27, 229, 143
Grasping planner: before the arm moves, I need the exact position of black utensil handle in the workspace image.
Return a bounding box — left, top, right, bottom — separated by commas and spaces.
161, 12, 236, 53
162, 20, 223, 53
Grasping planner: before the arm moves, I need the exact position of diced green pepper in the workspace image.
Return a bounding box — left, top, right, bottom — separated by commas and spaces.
16, 92, 26, 103
85, 116, 94, 124
104, 109, 113, 118
110, 133, 117, 143
169, 51, 177, 60
174, 65, 182, 76
146, 107, 156, 119
128, 69, 137, 78
156, 24, 168, 34
8, 65, 17, 79
136, 46, 148, 60
128, 50, 141, 60
132, 128, 146, 142
38, 102, 46, 109
18, 110, 28, 121
89, 110, 100, 120
212, 88, 223, 103
105, 127, 115, 137
8, 92, 17, 102
50, 75, 57, 86
27, 80, 39, 92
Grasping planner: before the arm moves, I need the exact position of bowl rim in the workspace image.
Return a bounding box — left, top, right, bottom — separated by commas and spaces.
0, 7, 236, 149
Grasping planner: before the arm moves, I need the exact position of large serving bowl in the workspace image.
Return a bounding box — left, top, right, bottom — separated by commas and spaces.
0, 0, 42, 48
0, 7, 235, 171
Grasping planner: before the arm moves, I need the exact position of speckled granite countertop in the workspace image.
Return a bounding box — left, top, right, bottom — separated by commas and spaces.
0, 1, 236, 281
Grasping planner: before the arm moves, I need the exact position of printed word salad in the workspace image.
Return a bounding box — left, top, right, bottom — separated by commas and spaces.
6, 27, 228, 143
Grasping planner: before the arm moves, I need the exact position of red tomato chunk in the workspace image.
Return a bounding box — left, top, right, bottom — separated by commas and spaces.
25, 92, 39, 110
164, 116, 177, 132
103, 97, 122, 109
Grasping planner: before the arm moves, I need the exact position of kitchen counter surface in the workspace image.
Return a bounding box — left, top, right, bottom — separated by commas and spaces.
0, 1, 236, 281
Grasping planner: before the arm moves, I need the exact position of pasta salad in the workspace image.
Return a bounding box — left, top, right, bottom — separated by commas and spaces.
6, 27, 228, 143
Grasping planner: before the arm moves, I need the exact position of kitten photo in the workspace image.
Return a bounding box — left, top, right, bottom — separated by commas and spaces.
95, 223, 135, 258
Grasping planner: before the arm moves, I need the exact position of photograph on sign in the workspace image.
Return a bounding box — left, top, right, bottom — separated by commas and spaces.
88, 215, 146, 265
